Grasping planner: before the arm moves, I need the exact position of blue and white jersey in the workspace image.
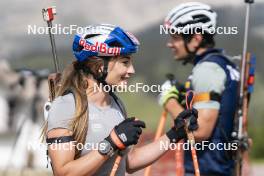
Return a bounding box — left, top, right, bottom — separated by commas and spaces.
184, 48, 239, 176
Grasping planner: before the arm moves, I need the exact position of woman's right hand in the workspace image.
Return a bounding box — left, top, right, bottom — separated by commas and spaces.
106, 117, 146, 150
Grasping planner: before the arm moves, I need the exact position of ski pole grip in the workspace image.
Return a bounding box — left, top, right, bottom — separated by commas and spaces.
42, 6, 56, 22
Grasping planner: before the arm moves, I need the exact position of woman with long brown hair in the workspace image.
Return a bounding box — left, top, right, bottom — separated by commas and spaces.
42, 24, 198, 176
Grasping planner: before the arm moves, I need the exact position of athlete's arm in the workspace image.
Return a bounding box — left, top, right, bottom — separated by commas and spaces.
165, 99, 218, 141
47, 129, 108, 176
191, 108, 219, 141
165, 62, 226, 141
126, 135, 170, 173
47, 117, 146, 176
46, 94, 109, 176
126, 109, 198, 173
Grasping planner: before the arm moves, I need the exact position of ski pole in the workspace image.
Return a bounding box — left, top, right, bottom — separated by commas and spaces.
42, 7, 59, 73
110, 153, 122, 176
110, 117, 143, 176
185, 91, 200, 176
165, 73, 185, 176
175, 139, 184, 176
42, 6, 61, 173
233, 1, 254, 175
144, 110, 168, 176
237, 0, 254, 141
42, 6, 61, 103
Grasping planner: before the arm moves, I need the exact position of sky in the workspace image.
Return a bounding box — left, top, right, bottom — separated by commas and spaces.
0, 0, 262, 60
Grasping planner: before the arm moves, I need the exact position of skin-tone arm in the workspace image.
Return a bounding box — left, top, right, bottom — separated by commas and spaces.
126, 135, 170, 173
47, 129, 109, 176
125, 100, 184, 173
126, 98, 218, 173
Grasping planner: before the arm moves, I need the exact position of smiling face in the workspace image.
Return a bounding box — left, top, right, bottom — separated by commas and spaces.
167, 34, 189, 61
105, 55, 135, 87
167, 34, 203, 61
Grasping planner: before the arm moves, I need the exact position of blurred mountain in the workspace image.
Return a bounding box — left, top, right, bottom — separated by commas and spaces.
134, 4, 264, 85
10, 3, 264, 83
1, 0, 263, 60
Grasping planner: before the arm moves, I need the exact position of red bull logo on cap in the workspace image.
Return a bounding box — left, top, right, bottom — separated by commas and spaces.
79, 39, 121, 55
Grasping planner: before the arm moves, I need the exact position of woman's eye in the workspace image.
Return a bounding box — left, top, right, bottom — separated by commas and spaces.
123, 61, 129, 65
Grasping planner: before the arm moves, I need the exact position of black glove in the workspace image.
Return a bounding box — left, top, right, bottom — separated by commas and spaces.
106, 117, 146, 150
166, 108, 198, 143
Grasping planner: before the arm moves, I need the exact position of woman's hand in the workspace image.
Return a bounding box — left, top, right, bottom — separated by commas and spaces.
105, 117, 146, 150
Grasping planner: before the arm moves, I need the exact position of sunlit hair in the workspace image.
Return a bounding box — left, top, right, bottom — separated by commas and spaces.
41, 56, 107, 158
41, 36, 126, 158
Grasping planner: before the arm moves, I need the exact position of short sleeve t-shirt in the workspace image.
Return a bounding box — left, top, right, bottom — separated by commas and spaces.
47, 93, 127, 176
191, 61, 226, 110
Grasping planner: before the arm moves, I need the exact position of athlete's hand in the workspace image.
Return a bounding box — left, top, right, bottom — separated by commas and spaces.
166, 108, 198, 143
105, 117, 146, 150
158, 80, 186, 107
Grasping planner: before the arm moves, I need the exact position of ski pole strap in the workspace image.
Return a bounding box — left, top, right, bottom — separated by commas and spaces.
193, 91, 221, 104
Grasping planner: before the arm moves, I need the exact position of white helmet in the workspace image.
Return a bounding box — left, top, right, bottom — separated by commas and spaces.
164, 2, 217, 34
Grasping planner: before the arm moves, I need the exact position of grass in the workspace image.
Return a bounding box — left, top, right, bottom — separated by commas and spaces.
251, 159, 264, 164
118, 91, 172, 133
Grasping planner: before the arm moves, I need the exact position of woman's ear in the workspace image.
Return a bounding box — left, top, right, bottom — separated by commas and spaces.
92, 56, 104, 74
99, 65, 104, 73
